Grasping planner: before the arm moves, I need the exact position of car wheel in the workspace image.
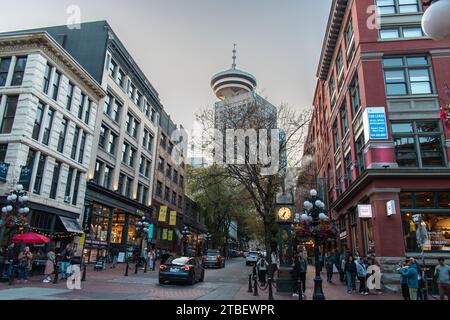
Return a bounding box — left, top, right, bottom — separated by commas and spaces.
159, 279, 165, 285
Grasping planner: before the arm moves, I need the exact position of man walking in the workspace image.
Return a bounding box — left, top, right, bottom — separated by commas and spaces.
398, 258, 419, 300
256, 253, 268, 286
110, 247, 119, 269
434, 258, 450, 300
6, 243, 15, 279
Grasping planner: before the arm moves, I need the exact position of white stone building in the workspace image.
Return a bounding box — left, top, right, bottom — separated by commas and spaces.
0, 33, 105, 253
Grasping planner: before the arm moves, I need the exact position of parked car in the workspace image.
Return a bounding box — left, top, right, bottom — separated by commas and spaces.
245, 251, 260, 266
159, 257, 205, 285
202, 249, 225, 268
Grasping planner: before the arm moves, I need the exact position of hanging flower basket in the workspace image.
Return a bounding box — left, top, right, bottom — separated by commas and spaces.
3, 214, 29, 228
293, 220, 312, 238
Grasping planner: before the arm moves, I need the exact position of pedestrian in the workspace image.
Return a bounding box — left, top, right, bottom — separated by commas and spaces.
256, 253, 268, 286
43, 247, 56, 283
5, 243, 16, 279
398, 258, 419, 300
269, 251, 279, 279
334, 250, 343, 282
147, 248, 156, 271
356, 257, 368, 295
397, 259, 410, 300
109, 247, 118, 269
293, 252, 307, 298
434, 258, 450, 300
60, 244, 74, 280
17, 246, 32, 283
339, 252, 346, 283
319, 253, 325, 273
411, 258, 425, 300
344, 254, 357, 294
325, 252, 335, 283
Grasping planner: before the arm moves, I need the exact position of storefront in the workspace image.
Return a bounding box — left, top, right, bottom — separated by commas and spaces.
83, 183, 153, 263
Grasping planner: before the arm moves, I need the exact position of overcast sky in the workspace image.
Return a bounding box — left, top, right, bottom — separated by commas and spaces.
0, 0, 332, 131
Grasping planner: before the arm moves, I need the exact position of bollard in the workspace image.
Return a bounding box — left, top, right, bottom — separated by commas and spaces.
8, 265, 15, 286
268, 277, 274, 300
298, 280, 303, 300
248, 274, 253, 293
253, 274, 259, 296
125, 260, 129, 277
81, 264, 87, 282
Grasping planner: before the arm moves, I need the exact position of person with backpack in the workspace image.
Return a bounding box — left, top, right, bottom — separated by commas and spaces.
17, 246, 33, 283
344, 254, 357, 294
325, 252, 335, 283
256, 253, 268, 286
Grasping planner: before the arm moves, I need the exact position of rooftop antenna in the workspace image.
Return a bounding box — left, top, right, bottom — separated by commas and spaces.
232, 44, 237, 69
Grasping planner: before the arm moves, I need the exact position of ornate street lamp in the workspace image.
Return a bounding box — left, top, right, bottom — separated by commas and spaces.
1, 184, 30, 243
300, 189, 333, 300
134, 216, 150, 272
181, 225, 190, 256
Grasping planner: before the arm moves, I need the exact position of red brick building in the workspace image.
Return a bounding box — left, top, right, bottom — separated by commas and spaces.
302, 0, 450, 290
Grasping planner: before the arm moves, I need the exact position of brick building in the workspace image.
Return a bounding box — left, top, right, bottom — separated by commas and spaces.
301, 0, 450, 290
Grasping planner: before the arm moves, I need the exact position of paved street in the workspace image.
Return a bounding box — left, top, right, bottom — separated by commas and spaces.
0, 258, 406, 300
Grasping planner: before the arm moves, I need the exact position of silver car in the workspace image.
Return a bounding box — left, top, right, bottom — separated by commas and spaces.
245, 251, 259, 266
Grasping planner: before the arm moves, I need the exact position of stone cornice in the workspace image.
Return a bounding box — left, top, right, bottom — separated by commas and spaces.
0, 32, 106, 99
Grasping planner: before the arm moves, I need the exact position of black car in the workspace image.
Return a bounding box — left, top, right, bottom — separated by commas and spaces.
202, 249, 225, 269
159, 257, 205, 285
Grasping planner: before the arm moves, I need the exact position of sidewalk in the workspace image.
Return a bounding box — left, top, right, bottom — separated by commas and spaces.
234, 267, 403, 300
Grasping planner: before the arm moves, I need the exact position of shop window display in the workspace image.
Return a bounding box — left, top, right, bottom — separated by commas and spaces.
403, 213, 450, 252
111, 212, 125, 244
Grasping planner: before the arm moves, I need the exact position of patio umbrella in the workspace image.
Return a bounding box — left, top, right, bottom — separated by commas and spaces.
12, 232, 51, 244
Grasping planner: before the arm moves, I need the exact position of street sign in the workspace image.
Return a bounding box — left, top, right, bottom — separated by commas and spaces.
19, 165, 32, 190
0, 162, 9, 182
147, 224, 154, 240
358, 205, 373, 218
169, 211, 177, 226
158, 206, 168, 222
386, 200, 396, 216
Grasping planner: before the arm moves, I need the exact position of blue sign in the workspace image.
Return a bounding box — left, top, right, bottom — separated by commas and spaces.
19, 166, 32, 190
0, 162, 9, 182
366, 107, 388, 140
147, 224, 154, 240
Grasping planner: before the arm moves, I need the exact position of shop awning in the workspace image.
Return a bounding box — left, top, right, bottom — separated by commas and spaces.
59, 216, 84, 234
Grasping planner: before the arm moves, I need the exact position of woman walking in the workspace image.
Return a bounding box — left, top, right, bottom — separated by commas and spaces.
43, 247, 56, 283
356, 257, 368, 295
344, 254, 357, 294
325, 252, 335, 283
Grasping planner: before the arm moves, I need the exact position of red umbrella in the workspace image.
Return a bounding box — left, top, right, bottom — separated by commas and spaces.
12, 232, 51, 244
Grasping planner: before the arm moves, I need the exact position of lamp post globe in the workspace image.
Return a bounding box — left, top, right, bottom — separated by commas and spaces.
16, 184, 24, 192
422, 0, 450, 40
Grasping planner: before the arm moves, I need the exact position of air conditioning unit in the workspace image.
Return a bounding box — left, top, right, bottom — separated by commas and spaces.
64, 196, 72, 203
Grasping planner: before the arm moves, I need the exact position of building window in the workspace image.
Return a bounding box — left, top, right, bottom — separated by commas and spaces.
99, 125, 107, 149
336, 165, 343, 196
179, 175, 184, 189
135, 91, 142, 107
0, 144, 7, 162
128, 148, 136, 167
173, 170, 178, 184
72, 171, 81, 205
166, 164, 172, 179
380, 26, 424, 40
355, 136, 366, 176
103, 166, 112, 189
33, 154, 46, 195
93, 161, 102, 185
112, 99, 122, 123
142, 186, 149, 205
340, 101, 349, 136
165, 187, 170, 201
108, 58, 117, 78
329, 76, 336, 108
383, 56, 433, 96
121, 143, 129, 164
349, 75, 361, 116
178, 195, 183, 209
344, 153, 352, 187
131, 118, 139, 139
51, 70, 61, 101
104, 93, 112, 115
57, 118, 68, 153
392, 120, 445, 167
24, 149, 36, 191
49, 161, 61, 199
156, 181, 163, 197
78, 93, 86, 120
151, 109, 156, 123
345, 17, 355, 64
158, 157, 164, 172
117, 69, 125, 88
144, 103, 151, 118
107, 131, 117, 155
32, 102, 45, 141
71, 127, 80, 160
376, 0, 420, 15
124, 176, 132, 198
66, 82, 74, 110
84, 98, 91, 124
128, 81, 135, 99
42, 63, 51, 94
0, 96, 18, 134
117, 173, 125, 194
65, 167, 74, 201
78, 131, 86, 164
0, 57, 12, 87
172, 191, 177, 205
332, 120, 340, 153
42, 108, 54, 146
137, 184, 143, 203
11, 56, 27, 86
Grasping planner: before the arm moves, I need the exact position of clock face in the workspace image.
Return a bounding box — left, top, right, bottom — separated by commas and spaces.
278, 207, 292, 221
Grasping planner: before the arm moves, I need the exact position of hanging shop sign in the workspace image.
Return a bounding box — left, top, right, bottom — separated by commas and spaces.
162, 228, 168, 240
0, 162, 9, 182
363, 107, 389, 143
147, 224, 154, 241
386, 200, 396, 216
168, 230, 174, 241
358, 205, 373, 218
158, 206, 168, 222
169, 211, 177, 226
19, 165, 32, 189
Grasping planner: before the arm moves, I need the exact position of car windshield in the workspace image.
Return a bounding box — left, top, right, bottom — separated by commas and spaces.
207, 250, 220, 256
167, 257, 190, 265
249, 252, 259, 256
